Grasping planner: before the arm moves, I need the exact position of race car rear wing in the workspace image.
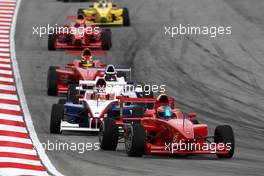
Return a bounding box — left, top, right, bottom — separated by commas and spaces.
82, 66, 132, 81
117, 96, 175, 117
79, 80, 127, 86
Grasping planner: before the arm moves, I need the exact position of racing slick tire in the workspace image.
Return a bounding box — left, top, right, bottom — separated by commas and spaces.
99, 118, 119, 150
77, 9, 84, 16
214, 125, 235, 158
191, 119, 199, 124
67, 84, 79, 104
58, 98, 66, 105
47, 67, 59, 96
48, 31, 57, 50
50, 104, 64, 134
125, 124, 146, 157
122, 7, 130, 26
101, 29, 112, 50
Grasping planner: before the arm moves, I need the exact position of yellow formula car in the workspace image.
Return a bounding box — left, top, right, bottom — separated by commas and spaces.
77, 0, 130, 26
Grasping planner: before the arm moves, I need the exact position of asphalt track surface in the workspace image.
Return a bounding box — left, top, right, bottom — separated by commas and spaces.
15, 0, 264, 175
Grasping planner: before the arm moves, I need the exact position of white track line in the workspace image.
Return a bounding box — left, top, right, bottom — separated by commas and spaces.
0, 93, 17, 100
0, 52, 10, 58
0, 39, 9, 42
0, 58, 10, 62
0, 63, 11, 68
0, 47, 9, 51
0, 157, 42, 166
0, 43, 10, 47
0, 84, 15, 90
0, 103, 20, 111
10, 0, 63, 175
0, 136, 31, 144
0, 113, 23, 122
0, 168, 49, 176
0, 124, 26, 133
0, 147, 36, 156
0, 77, 13, 82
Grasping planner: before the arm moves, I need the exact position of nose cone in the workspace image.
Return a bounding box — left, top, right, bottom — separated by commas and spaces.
97, 9, 110, 22
168, 119, 194, 139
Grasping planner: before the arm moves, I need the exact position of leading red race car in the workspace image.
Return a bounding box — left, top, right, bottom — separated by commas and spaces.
99, 94, 235, 158
48, 15, 111, 50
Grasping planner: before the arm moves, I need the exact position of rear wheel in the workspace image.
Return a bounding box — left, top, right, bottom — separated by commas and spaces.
77, 9, 84, 16
99, 118, 119, 150
122, 7, 130, 26
50, 104, 64, 134
48, 31, 56, 50
58, 99, 66, 105
125, 124, 146, 157
67, 84, 79, 104
101, 29, 112, 50
214, 125, 235, 158
47, 67, 59, 96
191, 119, 199, 124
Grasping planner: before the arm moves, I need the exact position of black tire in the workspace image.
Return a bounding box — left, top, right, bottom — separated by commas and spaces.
122, 7, 130, 26
50, 104, 64, 134
191, 119, 199, 124
77, 9, 84, 16
99, 118, 119, 150
125, 124, 146, 157
214, 125, 235, 158
48, 31, 56, 50
101, 29, 112, 50
67, 84, 79, 104
63, 0, 69, 2
58, 98, 66, 105
47, 67, 59, 96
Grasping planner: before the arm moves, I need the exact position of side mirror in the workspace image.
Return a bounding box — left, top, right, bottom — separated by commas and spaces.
188, 113, 197, 119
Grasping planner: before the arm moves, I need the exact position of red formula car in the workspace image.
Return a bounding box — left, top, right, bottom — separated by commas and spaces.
99, 94, 235, 158
47, 49, 107, 96
48, 15, 111, 50
47, 49, 129, 96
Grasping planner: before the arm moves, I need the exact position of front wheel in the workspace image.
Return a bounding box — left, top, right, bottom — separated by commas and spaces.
50, 104, 64, 134
77, 9, 85, 16
122, 7, 130, 26
214, 125, 235, 158
99, 118, 119, 150
48, 31, 56, 50
47, 67, 59, 96
101, 29, 112, 50
125, 124, 146, 157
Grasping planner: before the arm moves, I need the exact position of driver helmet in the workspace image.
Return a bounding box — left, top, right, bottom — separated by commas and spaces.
100, 0, 108, 8
76, 15, 85, 25
80, 49, 93, 67
157, 106, 172, 119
